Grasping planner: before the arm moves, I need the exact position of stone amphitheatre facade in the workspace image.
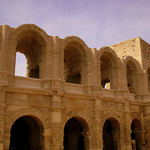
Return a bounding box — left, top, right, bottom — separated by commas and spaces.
0, 24, 150, 150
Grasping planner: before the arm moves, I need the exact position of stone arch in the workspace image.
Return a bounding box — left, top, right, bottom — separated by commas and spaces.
61, 36, 91, 58
63, 110, 90, 131
102, 113, 122, 150
10, 116, 43, 149
123, 56, 142, 94
98, 47, 121, 89
130, 118, 142, 129
130, 114, 143, 132
9, 24, 49, 79
130, 113, 143, 124
102, 112, 122, 128
11, 24, 48, 43
63, 111, 90, 150
7, 108, 50, 150
123, 56, 143, 74
7, 108, 49, 132
98, 47, 120, 64
62, 36, 92, 84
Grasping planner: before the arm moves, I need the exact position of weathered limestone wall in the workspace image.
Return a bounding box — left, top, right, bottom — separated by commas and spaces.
110, 37, 142, 64
0, 24, 150, 150
140, 39, 150, 69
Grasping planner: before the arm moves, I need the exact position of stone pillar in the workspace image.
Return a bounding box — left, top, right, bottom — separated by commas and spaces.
81, 131, 90, 150
99, 60, 102, 85
43, 131, 52, 150
122, 100, 132, 150
51, 94, 62, 150
144, 73, 149, 94
145, 125, 150, 150
82, 56, 86, 84
40, 44, 52, 86
41, 43, 53, 79
7, 40, 17, 86
0, 25, 9, 71
53, 36, 61, 80
51, 123, 62, 150
3, 131, 10, 150
96, 121, 103, 150
121, 63, 129, 92
92, 94, 103, 150
89, 48, 98, 85
85, 48, 94, 85
111, 67, 120, 90
119, 126, 125, 150
0, 86, 6, 150
121, 126, 131, 150
0, 25, 10, 85
0, 105, 4, 150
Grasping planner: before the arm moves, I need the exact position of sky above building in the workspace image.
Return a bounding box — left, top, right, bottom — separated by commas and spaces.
0, 0, 150, 76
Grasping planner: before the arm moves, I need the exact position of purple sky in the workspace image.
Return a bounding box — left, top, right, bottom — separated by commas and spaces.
1, 0, 150, 76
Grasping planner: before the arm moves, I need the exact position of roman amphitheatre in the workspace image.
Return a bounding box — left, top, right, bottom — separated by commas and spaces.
0, 24, 150, 150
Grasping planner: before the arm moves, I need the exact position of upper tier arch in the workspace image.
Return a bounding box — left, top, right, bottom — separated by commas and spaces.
11, 24, 48, 45
61, 36, 93, 58
98, 46, 121, 67
61, 36, 93, 84
98, 46, 121, 89
122, 56, 143, 74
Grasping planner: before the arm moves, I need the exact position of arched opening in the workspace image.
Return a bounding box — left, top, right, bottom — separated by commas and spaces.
9, 116, 43, 150
16, 31, 46, 79
103, 118, 120, 150
63, 117, 88, 150
126, 60, 139, 94
15, 52, 27, 77
131, 119, 142, 150
100, 51, 118, 89
64, 42, 86, 84
147, 67, 150, 92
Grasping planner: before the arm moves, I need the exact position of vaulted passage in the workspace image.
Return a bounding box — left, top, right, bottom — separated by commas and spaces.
100, 51, 118, 89
131, 119, 142, 150
126, 60, 139, 94
16, 30, 46, 79
63, 117, 86, 150
9, 116, 43, 150
126, 62, 134, 93
64, 39, 88, 85
64, 45, 82, 84
103, 118, 120, 150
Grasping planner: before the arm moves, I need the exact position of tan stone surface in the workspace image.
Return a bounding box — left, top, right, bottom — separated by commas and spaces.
0, 24, 149, 149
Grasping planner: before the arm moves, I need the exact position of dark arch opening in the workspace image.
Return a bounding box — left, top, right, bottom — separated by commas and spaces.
126, 60, 139, 94
63, 117, 85, 150
64, 44, 82, 84
16, 31, 46, 79
126, 62, 135, 93
9, 116, 43, 150
103, 120, 114, 150
103, 118, 120, 150
131, 119, 142, 150
100, 52, 118, 89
